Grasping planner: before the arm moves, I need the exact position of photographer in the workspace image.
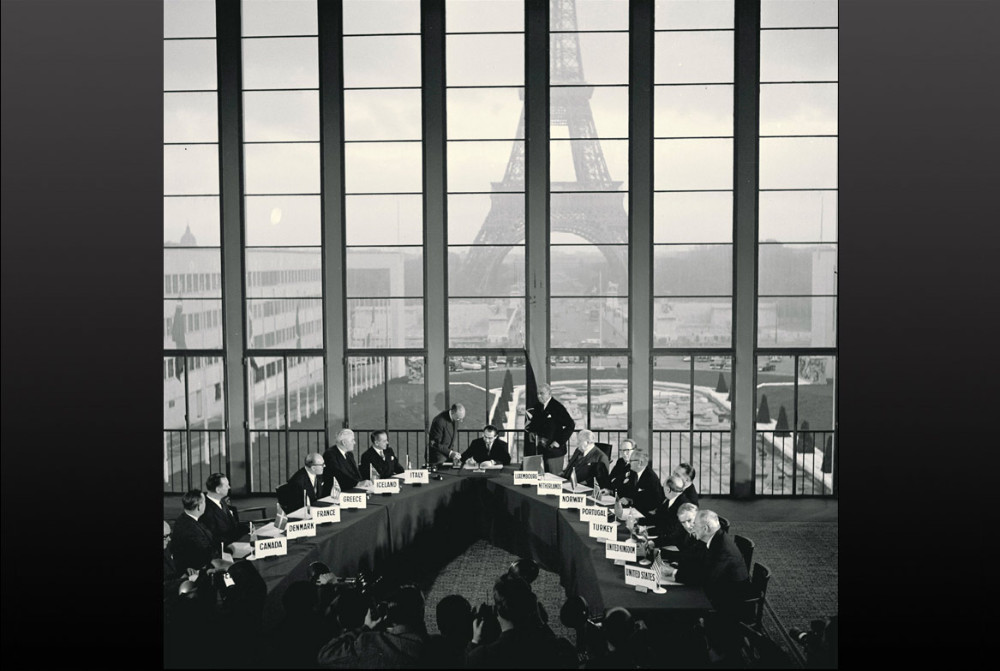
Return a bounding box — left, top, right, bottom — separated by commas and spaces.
791, 615, 838, 669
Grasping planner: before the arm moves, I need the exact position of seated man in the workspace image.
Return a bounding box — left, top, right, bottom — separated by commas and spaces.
171, 489, 215, 573
607, 445, 663, 516
282, 453, 330, 511
322, 429, 373, 492
643, 475, 693, 547
606, 438, 636, 491
652, 502, 707, 584
672, 462, 699, 504
423, 594, 473, 669
359, 430, 406, 480
461, 424, 512, 467
560, 429, 610, 488
200, 472, 247, 548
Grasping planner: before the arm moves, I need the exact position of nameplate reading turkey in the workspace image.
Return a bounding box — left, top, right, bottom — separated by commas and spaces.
313, 506, 342, 524
404, 469, 429, 484
286, 519, 317, 539
374, 479, 400, 494
580, 506, 610, 523
514, 471, 539, 486
624, 565, 659, 590
559, 492, 586, 509
254, 537, 287, 558
605, 539, 638, 562
339, 493, 367, 509
589, 521, 618, 541
537, 480, 562, 496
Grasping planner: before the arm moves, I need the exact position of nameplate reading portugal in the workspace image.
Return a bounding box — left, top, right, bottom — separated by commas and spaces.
559, 492, 586, 509
580, 506, 610, 523
589, 521, 618, 541
313, 505, 342, 524
404, 469, 429, 485
537, 480, 562, 496
339, 492, 367, 509
254, 537, 288, 558
514, 471, 539, 486
374, 479, 400, 494
286, 519, 317, 539
624, 565, 659, 591
605, 539, 638, 562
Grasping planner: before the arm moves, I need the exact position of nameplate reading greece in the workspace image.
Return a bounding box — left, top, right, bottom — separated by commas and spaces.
588, 520, 618, 541
313, 505, 342, 524
580, 505, 610, 523
254, 537, 288, 558
339, 492, 367, 509
404, 469, 429, 485
537, 480, 562, 496
624, 565, 659, 591
374, 478, 400, 495
605, 539, 637, 562
559, 492, 586, 509
286, 519, 317, 539
513, 471, 538, 486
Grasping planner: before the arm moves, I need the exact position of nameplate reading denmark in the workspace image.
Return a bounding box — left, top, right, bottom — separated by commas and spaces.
254, 537, 287, 558
537, 480, 562, 496
285, 519, 317, 539
589, 521, 618, 541
624, 565, 659, 591
374, 479, 400, 494
559, 493, 586, 509
580, 506, 610, 523
404, 469, 429, 485
339, 492, 367, 509
313, 506, 342, 524
514, 471, 539, 486
605, 539, 638, 562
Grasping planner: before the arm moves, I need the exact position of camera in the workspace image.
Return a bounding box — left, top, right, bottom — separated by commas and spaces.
789, 616, 837, 668
473, 602, 502, 644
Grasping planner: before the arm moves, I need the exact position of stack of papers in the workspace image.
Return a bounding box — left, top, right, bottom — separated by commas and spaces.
562, 481, 593, 493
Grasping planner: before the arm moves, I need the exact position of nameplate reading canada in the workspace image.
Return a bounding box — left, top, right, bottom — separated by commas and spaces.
589, 520, 618, 541
404, 469, 429, 485
605, 539, 638, 562
254, 537, 288, 558
313, 505, 342, 524
559, 492, 586, 509
374, 479, 400, 494
286, 519, 317, 539
537, 480, 562, 496
624, 565, 659, 590
580, 505, 610, 523
514, 471, 539, 486
339, 492, 367, 509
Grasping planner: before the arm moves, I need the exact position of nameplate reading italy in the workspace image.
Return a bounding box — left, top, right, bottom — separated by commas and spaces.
404, 469, 429, 485
286, 519, 317, 539
537, 479, 562, 496
254, 537, 288, 558
605, 539, 637, 562
513, 471, 538, 486
313, 505, 342, 524
559, 492, 586, 509
340, 492, 367, 509
374, 478, 400, 494
580, 505, 610, 523
624, 565, 659, 591
589, 520, 618, 541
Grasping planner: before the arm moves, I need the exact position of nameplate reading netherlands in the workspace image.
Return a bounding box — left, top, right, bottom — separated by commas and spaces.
313, 505, 342, 524
537, 480, 562, 496
559, 492, 586, 509
624, 565, 659, 591
404, 469, 429, 485
340, 492, 367, 509
374, 478, 400, 494
589, 520, 618, 541
254, 537, 288, 558
514, 471, 539, 486
579, 506, 609, 523
605, 539, 638, 562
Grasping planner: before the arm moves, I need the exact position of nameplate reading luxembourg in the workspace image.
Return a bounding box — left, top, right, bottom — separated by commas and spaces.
254, 537, 288, 558
313, 506, 342, 524
404, 469, 430, 485
339, 492, 367, 509
559, 492, 586, 509
589, 521, 618, 541
605, 539, 638, 562
537, 480, 562, 496
580, 506, 610, 523
286, 519, 317, 539
374, 479, 400, 494
624, 565, 659, 591
514, 471, 539, 486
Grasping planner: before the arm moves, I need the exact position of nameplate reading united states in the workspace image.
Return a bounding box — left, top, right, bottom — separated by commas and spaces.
514, 471, 539, 486
559, 492, 586, 509
254, 537, 288, 558
580, 506, 610, 523
404, 469, 429, 485
286, 519, 317, 539
589, 521, 618, 541
340, 492, 367, 509
537, 480, 562, 496
624, 565, 659, 591
374, 479, 400, 494
605, 539, 638, 562
313, 505, 341, 524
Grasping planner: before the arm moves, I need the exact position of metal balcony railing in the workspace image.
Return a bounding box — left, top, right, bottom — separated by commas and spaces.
163, 429, 227, 493
755, 429, 835, 496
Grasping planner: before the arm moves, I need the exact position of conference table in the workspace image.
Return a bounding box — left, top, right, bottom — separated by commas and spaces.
246, 466, 712, 629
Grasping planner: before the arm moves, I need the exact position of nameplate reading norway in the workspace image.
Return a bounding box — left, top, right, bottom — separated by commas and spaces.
374, 478, 400, 494
313, 506, 342, 524
580, 505, 610, 523
589, 520, 618, 541
404, 469, 429, 485
559, 492, 586, 509
340, 492, 367, 509
537, 480, 562, 496
624, 565, 659, 591
286, 519, 317, 539
605, 539, 637, 562
254, 537, 288, 558
513, 471, 538, 486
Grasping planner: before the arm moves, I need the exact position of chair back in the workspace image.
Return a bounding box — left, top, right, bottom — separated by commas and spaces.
734, 533, 755, 572
740, 562, 771, 632
275, 482, 298, 512
594, 442, 613, 460
718, 515, 731, 533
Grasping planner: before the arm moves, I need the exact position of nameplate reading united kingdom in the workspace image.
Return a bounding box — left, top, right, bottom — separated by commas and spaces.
286, 519, 317, 539
374, 479, 400, 494
559, 492, 586, 509
514, 471, 539, 486
624, 565, 659, 591
254, 537, 287, 558
605, 539, 638, 562
340, 492, 367, 509
589, 521, 618, 541
537, 480, 562, 496
580, 506, 610, 523
404, 469, 429, 485
313, 506, 342, 524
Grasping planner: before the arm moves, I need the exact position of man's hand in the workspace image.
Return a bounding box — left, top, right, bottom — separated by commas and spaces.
471, 617, 485, 645
450, 451, 463, 463
364, 607, 387, 630
315, 572, 339, 586
480, 460, 495, 467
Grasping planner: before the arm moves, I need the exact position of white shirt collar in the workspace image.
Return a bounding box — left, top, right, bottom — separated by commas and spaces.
206, 495, 223, 508
338, 446, 350, 459
582, 443, 594, 456
307, 471, 316, 486
666, 491, 682, 506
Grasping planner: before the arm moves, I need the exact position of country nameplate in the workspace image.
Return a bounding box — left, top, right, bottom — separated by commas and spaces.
374, 479, 400, 494
254, 537, 288, 558
514, 471, 539, 486
580, 506, 610, 523
559, 492, 586, 509
339, 492, 367, 509
605, 539, 638, 562
588, 520, 618, 541
286, 519, 317, 539
537, 480, 562, 496
313, 506, 342, 524
624, 565, 659, 591
404, 469, 429, 485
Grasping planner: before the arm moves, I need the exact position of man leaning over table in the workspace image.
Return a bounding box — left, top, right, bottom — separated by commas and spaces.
427, 403, 466, 466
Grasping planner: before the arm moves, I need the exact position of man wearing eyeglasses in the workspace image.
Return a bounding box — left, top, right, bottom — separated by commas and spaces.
286, 453, 331, 508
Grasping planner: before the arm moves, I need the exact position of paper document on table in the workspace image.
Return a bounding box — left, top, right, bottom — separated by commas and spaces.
317, 495, 340, 504
562, 481, 592, 493
254, 522, 284, 538
357, 482, 376, 493
541, 473, 566, 482
660, 545, 679, 552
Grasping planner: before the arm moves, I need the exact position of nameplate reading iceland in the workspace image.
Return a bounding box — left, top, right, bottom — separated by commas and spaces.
374, 479, 400, 494
340, 492, 367, 509
624, 565, 659, 590
589, 521, 618, 541
514, 471, 539, 486
404, 469, 429, 485
313, 505, 341, 524
286, 519, 317, 539
559, 492, 586, 509
580, 506, 610, 523
537, 480, 562, 496
254, 537, 288, 558
605, 539, 637, 562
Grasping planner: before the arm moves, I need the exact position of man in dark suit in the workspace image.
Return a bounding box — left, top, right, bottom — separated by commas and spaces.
652, 502, 707, 582
284, 453, 331, 510
524, 383, 576, 474
427, 403, 466, 465
614, 447, 665, 516
672, 462, 699, 505
322, 429, 373, 492
172, 489, 216, 573
359, 430, 406, 479
560, 429, 610, 488
200, 472, 246, 548
461, 424, 511, 466
607, 438, 636, 491
644, 475, 693, 547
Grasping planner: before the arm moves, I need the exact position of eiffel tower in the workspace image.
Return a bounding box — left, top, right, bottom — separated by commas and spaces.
458, 0, 628, 295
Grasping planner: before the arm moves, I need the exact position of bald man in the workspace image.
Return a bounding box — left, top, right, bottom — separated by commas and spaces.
560, 429, 610, 487
524, 383, 576, 474
643, 474, 694, 546
427, 403, 466, 466
285, 453, 331, 509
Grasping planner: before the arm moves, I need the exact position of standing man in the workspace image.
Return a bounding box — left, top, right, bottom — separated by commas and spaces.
359, 430, 406, 480
427, 403, 466, 466
323, 429, 373, 491
524, 383, 575, 474
560, 429, 610, 488
200, 472, 246, 548
461, 424, 512, 466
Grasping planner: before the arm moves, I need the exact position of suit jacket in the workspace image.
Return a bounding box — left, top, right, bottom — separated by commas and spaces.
323, 447, 363, 491
684, 483, 700, 505
427, 410, 459, 465
199, 496, 244, 546
701, 530, 752, 615
466, 627, 577, 669
560, 446, 610, 488
524, 397, 575, 460
461, 437, 511, 466
647, 490, 694, 547
613, 466, 665, 516
286, 467, 330, 507
171, 513, 215, 573
672, 535, 709, 585
316, 625, 426, 668
359, 446, 405, 480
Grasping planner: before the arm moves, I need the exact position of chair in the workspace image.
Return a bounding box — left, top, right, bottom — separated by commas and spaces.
734, 534, 755, 573
740, 562, 771, 633
230, 502, 269, 522
276, 483, 298, 513
718, 515, 731, 533
594, 442, 613, 460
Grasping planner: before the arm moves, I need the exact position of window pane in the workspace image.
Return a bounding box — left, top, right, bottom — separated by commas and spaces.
243, 91, 320, 141
795, 355, 835, 430
653, 297, 732, 347
654, 245, 732, 295
759, 244, 838, 295
242, 0, 318, 36
760, 137, 837, 189
346, 247, 424, 297
286, 356, 325, 430
449, 246, 524, 296
447, 35, 524, 86
761, 0, 838, 28
655, 0, 734, 30
185, 356, 227, 429
242, 37, 319, 89
244, 143, 321, 194
448, 194, 525, 245
758, 191, 837, 243
164, 40, 217, 91
388, 356, 425, 429
343, 0, 420, 34
694, 355, 731, 430
448, 355, 488, 424
165, 0, 217, 38
164, 145, 219, 195
164, 249, 222, 298
550, 193, 628, 243
164, 92, 218, 143
245, 195, 321, 246
345, 89, 423, 141
544, 373, 587, 427
245, 249, 321, 297
590, 356, 628, 429
653, 192, 732, 243
448, 88, 524, 140
446, 0, 524, 32
760, 29, 838, 82
348, 299, 424, 348
654, 85, 733, 137
757, 297, 837, 347
654, 139, 732, 190
248, 356, 286, 429
246, 298, 324, 348
348, 356, 386, 428
343, 36, 421, 87
552, 86, 628, 138
654, 32, 733, 84
448, 141, 524, 193
449, 298, 526, 347
551, 298, 627, 348
653, 356, 691, 430
487, 354, 527, 436
551, 245, 628, 296
345, 142, 423, 193
760, 83, 837, 136
550, 139, 628, 190
346, 195, 424, 245
164, 299, 224, 349
551, 32, 629, 85
164, 196, 221, 246
164, 356, 187, 429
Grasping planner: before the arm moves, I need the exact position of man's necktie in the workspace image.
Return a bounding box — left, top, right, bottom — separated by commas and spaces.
347, 451, 360, 478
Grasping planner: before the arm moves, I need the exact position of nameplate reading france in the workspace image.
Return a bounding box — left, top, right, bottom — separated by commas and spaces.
580, 506, 609, 523
286, 519, 317, 539
559, 492, 586, 509
254, 537, 288, 558
313, 505, 342, 524
404, 469, 429, 485
605, 539, 637, 562
589, 521, 617, 541
340, 492, 367, 509
537, 480, 562, 496
624, 565, 659, 591
514, 471, 538, 486
374, 479, 400, 494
